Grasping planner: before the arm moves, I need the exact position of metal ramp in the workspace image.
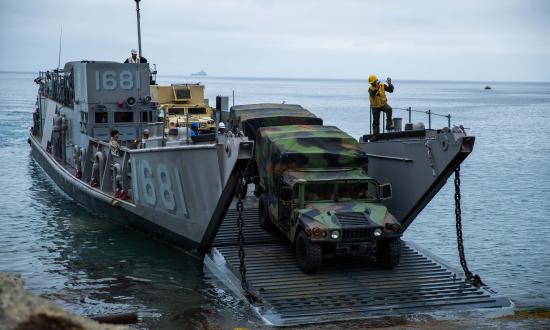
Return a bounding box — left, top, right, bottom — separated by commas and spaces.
205, 207, 511, 326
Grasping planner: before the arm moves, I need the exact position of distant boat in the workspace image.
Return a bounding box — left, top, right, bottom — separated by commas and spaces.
484, 85, 492, 90
191, 70, 207, 77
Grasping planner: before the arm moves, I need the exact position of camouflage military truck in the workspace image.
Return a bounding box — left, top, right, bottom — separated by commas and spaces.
229, 103, 323, 197
256, 125, 402, 273
150, 84, 215, 133
229, 103, 322, 141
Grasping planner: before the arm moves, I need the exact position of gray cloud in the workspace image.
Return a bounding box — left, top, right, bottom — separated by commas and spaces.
1, 0, 548, 81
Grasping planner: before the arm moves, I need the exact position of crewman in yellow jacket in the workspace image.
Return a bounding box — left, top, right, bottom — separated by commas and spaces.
368, 74, 394, 140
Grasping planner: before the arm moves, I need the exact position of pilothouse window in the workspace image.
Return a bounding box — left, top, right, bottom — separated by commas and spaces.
95, 112, 108, 124
114, 112, 134, 123
141, 111, 154, 122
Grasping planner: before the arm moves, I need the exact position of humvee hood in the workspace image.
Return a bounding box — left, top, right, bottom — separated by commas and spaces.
282, 168, 373, 185
297, 202, 390, 228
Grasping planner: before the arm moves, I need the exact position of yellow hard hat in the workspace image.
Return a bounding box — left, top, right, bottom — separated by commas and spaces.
368, 74, 378, 84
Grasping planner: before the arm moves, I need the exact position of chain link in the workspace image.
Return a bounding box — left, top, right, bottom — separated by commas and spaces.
236, 178, 249, 293
235, 167, 261, 303
454, 165, 483, 287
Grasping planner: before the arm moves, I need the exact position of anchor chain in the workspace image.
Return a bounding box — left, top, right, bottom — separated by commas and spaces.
236, 165, 261, 303
454, 165, 483, 287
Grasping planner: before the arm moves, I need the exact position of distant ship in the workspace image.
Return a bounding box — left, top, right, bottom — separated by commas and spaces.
191, 70, 207, 77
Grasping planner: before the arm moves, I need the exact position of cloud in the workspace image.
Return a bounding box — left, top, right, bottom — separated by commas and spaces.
0, 0, 548, 81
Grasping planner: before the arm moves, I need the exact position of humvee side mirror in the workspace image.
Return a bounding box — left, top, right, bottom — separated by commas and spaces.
281, 187, 293, 202
379, 183, 392, 200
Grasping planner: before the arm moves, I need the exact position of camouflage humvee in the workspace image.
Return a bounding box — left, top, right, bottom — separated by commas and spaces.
151, 84, 215, 133
256, 125, 402, 273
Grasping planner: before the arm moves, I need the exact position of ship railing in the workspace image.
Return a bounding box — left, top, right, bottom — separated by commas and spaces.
369, 105, 452, 135
37, 70, 74, 108
85, 138, 133, 198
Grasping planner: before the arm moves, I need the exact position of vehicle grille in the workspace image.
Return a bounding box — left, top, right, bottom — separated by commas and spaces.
336, 212, 377, 242
341, 228, 373, 242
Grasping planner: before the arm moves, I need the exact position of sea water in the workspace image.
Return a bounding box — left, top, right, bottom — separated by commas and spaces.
1, 72, 549, 328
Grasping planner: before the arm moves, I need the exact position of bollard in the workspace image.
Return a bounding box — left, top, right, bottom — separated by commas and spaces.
393, 118, 403, 132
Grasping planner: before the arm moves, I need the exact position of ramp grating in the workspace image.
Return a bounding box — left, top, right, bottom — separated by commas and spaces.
207, 207, 511, 326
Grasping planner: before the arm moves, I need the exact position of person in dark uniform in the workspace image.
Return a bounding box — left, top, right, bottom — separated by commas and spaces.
368, 74, 394, 140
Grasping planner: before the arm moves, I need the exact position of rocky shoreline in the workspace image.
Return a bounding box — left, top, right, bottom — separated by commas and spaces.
0, 273, 127, 330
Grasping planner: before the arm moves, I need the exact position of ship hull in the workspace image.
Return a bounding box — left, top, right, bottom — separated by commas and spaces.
30, 136, 202, 253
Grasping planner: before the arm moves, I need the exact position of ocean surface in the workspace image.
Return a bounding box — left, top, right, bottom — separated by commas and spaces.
1, 71, 549, 329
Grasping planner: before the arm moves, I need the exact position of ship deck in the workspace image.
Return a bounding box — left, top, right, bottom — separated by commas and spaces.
205, 201, 511, 326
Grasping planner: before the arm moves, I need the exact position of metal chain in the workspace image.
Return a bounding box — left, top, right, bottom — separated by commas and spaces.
236, 167, 261, 303
236, 178, 249, 293
454, 165, 483, 287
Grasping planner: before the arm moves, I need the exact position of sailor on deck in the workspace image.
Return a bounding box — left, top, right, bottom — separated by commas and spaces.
109, 130, 121, 157
217, 122, 226, 135
124, 49, 148, 63
368, 74, 394, 140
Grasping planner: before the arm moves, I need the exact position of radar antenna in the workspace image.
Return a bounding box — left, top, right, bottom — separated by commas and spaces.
134, 0, 143, 58
57, 26, 63, 70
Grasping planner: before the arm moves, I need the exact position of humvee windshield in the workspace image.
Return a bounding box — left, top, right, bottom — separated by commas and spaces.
174, 89, 191, 100
304, 181, 378, 202
337, 182, 377, 201
305, 183, 335, 201
168, 107, 186, 115
188, 107, 207, 115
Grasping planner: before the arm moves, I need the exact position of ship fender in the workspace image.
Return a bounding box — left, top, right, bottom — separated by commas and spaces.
73, 145, 82, 178
51, 115, 62, 158
112, 163, 123, 190
80, 147, 86, 175
91, 151, 105, 187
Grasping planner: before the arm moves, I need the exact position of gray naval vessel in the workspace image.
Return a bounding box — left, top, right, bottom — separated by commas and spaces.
29, 61, 253, 254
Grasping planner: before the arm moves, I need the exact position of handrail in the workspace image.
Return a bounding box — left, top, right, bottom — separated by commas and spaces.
370, 105, 452, 134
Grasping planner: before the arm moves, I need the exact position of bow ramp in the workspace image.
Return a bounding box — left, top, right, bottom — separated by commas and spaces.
206, 207, 510, 326
204, 127, 511, 326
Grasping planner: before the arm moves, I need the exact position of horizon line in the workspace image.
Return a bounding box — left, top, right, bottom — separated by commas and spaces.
0, 70, 548, 84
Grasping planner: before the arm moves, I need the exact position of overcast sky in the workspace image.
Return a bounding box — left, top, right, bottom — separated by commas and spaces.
1, 0, 549, 81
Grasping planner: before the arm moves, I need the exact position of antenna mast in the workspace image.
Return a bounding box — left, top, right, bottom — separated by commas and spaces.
57, 26, 63, 70
135, 0, 142, 57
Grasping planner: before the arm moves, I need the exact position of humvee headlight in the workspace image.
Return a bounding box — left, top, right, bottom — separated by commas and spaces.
374, 228, 382, 237
330, 230, 340, 240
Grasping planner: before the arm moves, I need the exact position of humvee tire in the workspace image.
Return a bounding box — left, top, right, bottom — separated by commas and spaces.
258, 195, 274, 230
376, 237, 402, 269
296, 230, 322, 274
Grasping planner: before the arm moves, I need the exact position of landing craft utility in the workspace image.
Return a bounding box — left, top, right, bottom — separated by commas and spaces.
29, 61, 252, 253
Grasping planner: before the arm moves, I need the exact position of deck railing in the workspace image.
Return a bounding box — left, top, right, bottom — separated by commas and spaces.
370, 106, 452, 135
